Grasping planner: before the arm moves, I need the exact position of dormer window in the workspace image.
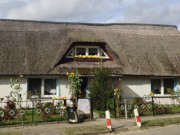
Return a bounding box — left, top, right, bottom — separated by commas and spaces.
75, 46, 99, 57
88, 48, 98, 56
76, 48, 86, 55
66, 48, 74, 58
65, 44, 111, 61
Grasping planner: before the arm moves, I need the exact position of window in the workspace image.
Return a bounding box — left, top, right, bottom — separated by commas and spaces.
44, 79, 57, 95
88, 48, 98, 56
75, 46, 99, 56
76, 48, 86, 55
28, 78, 42, 95
27, 78, 58, 97
151, 79, 161, 94
101, 49, 109, 59
65, 45, 110, 59
164, 79, 174, 94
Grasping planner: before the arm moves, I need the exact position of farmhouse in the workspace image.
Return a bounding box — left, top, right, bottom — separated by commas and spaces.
0, 19, 180, 100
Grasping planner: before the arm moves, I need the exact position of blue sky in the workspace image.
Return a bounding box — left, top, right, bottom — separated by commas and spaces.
0, 0, 180, 29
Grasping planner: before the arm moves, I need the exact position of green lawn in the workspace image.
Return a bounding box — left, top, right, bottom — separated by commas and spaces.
142, 117, 180, 127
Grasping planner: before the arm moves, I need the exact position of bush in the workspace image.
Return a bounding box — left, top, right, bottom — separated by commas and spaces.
89, 68, 113, 111
36, 102, 56, 120
3, 100, 16, 121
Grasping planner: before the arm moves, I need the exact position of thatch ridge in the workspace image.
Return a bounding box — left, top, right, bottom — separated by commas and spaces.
0, 19, 177, 28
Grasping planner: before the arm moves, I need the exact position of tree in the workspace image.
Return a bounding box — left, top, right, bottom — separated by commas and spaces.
89, 68, 113, 110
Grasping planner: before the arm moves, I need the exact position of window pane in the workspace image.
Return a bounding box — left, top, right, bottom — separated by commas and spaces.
151, 79, 161, 94
102, 51, 106, 57
164, 79, 174, 94
28, 78, 41, 95
44, 79, 56, 95
76, 48, 86, 55
68, 50, 73, 57
88, 48, 98, 55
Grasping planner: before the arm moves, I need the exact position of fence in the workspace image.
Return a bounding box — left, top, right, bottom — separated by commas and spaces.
0, 98, 93, 125
112, 96, 180, 118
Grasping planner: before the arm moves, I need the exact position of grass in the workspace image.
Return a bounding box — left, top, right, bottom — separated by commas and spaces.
94, 110, 117, 118
0, 132, 23, 135
142, 117, 180, 127
93, 110, 105, 118
59, 125, 108, 135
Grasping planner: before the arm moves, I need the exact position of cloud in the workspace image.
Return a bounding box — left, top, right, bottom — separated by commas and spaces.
5, 0, 124, 22
122, 0, 180, 27
0, 0, 180, 29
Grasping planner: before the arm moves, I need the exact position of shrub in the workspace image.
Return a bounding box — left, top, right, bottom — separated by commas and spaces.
89, 68, 113, 110
36, 102, 56, 120
2, 100, 16, 121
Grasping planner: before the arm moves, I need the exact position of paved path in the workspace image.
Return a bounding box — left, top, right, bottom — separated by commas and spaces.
106, 124, 180, 135
0, 118, 135, 135
0, 113, 180, 135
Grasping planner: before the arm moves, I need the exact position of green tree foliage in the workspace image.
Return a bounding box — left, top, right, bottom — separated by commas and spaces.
89, 68, 113, 110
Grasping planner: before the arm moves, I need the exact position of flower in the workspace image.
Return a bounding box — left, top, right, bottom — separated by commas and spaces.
100, 56, 102, 59
82, 56, 86, 58
79, 55, 82, 58
92, 56, 95, 58
71, 73, 74, 76
149, 92, 154, 97
96, 56, 99, 58
88, 55, 92, 58
66, 72, 69, 75
75, 55, 78, 58
114, 88, 119, 92
19, 74, 23, 78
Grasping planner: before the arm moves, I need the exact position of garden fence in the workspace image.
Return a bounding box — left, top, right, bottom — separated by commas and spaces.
0, 98, 93, 125
113, 96, 180, 118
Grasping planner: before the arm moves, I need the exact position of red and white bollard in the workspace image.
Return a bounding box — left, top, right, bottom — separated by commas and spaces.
105, 110, 112, 131
134, 108, 141, 127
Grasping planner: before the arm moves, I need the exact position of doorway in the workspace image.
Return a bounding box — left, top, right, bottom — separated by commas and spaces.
79, 77, 88, 98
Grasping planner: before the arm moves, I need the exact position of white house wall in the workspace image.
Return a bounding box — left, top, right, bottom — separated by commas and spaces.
59, 76, 71, 99
121, 76, 151, 98
0, 76, 27, 101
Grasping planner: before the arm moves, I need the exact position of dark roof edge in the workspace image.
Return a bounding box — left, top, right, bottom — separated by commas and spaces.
0, 19, 177, 28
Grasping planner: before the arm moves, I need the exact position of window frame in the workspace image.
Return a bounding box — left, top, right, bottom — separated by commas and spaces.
163, 78, 174, 95
44, 78, 57, 96
151, 79, 161, 94
75, 46, 100, 57
27, 78, 42, 97
66, 48, 74, 58
150, 77, 175, 96
27, 77, 59, 98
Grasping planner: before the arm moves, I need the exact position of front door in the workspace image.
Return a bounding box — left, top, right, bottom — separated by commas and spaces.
79, 77, 88, 98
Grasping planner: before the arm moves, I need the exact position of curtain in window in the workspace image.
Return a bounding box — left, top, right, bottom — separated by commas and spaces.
44, 79, 56, 95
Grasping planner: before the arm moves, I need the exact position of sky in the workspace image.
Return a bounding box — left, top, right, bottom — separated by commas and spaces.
0, 0, 180, 29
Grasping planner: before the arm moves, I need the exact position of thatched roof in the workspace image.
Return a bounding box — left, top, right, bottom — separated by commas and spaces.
0, 19, 180, 76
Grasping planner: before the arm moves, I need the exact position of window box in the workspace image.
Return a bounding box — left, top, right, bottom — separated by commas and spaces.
74, 58, 101, 62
